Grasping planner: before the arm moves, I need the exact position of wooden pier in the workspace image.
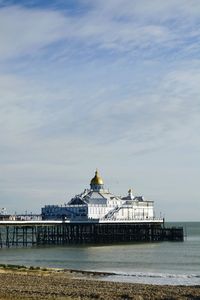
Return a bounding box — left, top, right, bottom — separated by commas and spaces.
0, 220, 183, 247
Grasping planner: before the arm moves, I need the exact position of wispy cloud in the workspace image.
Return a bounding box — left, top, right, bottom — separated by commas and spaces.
1, 1, 200, 61
0, 6, 68, 60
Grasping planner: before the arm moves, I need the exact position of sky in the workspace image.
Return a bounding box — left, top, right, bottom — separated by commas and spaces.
0, 0, 199, 220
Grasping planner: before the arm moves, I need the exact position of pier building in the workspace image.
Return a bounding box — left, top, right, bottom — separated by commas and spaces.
42, 170, 155, 222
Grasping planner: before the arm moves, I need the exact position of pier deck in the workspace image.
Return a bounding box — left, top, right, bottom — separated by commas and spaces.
0, 219, 183, 247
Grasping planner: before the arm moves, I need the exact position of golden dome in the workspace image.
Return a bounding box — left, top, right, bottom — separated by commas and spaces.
90, 170, 104, 185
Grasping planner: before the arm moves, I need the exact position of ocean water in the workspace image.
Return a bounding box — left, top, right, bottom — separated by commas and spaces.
0, 222, 199, 286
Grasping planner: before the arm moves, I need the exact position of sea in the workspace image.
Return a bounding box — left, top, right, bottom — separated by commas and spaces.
0, 222, 200, 286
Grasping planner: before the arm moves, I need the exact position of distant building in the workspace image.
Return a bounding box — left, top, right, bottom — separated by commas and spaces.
42, 170, 155, 221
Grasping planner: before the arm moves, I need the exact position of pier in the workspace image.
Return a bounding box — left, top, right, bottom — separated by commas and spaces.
0, 170, 183, 248
0, 220, 183, 247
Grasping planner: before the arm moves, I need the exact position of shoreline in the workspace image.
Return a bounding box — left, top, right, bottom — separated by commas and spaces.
1, 264, 200, 286
0, 265, 200, 299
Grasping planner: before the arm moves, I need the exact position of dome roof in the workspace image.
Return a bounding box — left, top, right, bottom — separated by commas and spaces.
90, 170, 104, 185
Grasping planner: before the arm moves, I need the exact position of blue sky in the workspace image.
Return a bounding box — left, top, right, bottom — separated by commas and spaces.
0, 0, 199, 220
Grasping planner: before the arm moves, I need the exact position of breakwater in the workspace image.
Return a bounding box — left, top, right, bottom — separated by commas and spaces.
0, 221, 183, 247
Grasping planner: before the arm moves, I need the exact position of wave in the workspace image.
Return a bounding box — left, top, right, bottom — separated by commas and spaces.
112, 271, 200, 279
97, 271, 200, 286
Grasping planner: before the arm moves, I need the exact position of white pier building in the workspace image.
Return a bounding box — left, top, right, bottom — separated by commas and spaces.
42, 170, 159, 222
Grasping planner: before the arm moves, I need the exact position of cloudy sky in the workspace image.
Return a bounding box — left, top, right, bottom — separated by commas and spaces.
0, 0, 199, 220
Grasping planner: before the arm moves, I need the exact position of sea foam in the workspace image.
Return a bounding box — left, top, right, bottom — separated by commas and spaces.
98, 271, 200, 286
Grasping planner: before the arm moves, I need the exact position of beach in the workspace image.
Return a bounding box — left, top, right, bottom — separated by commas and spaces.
0, 266, 200, 300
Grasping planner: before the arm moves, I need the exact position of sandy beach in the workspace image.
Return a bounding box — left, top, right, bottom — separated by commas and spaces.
0, 266, 199, 300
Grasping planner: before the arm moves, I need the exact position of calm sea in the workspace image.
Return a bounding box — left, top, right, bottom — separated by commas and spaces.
0, 222, 199, 285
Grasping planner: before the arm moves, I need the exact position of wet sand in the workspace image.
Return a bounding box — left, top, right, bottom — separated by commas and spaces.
0, 266, 200, 300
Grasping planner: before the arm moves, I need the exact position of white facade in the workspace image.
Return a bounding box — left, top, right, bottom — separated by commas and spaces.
42, 171, 155, 221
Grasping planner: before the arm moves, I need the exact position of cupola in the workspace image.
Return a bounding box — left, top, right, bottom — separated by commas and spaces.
90, 170, 104, 191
